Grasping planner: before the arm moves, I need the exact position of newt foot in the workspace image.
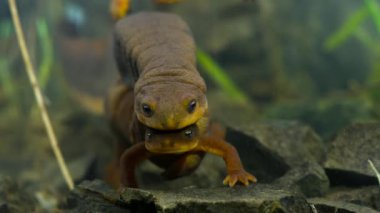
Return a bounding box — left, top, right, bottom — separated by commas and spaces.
223, 170, 257, 187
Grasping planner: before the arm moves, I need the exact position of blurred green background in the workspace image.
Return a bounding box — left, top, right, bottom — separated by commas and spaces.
1, 0, 380, 184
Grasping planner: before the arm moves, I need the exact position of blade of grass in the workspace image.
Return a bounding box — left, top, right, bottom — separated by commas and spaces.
8, 0, 74, 190
368, 159, 380, 186
196, 48, 249, 104
364, 0, 380, 34
36, 18, 53, 89
324, 6, 370, 51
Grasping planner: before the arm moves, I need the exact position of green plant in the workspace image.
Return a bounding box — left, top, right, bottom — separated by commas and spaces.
324, 0, 380, 51
196, 48, 250, 104
368, 159, 380, 186
36, 18, 54, 90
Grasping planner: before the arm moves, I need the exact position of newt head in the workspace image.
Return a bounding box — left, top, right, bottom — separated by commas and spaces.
144, 124, 199, 154
134, 82, 207, 130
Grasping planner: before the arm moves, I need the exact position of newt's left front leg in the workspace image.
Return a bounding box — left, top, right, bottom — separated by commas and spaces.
120, 142, 153, 188
194, 136, 257, 187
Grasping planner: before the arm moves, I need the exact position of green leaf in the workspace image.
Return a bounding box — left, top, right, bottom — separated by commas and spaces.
196, 48, 249, 104
324, 6, 370, 51
364, 0, 380, 34
36, 18, 54, 90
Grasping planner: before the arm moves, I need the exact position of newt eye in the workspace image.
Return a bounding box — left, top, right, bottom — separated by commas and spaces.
184, 129, 193, 139
187, 99, 197, 113
142, 104, 153, 117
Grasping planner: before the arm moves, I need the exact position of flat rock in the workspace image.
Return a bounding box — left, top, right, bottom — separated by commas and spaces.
274, 162, 330, 197
309, 198, 379, 213
120, 185, 313, 213
325, 186, 380, 211
324, 123, 380, 186
61, 180, 313, 213
60, 180, 127, 213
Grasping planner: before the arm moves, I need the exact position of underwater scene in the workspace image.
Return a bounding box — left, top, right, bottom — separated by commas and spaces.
0, 0, 380, 212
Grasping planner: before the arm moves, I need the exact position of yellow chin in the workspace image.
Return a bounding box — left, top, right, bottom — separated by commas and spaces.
145, 141, 198, 154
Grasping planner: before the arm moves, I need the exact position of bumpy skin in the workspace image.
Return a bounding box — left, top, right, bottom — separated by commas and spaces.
114, 12, 207, 130
107, 12, 256, 188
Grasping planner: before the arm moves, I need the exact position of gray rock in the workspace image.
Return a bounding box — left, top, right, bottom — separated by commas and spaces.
309, 198, 379, 213
274, 162, 330, 197
120, 183, 313, 213
227, 121, 325, 171
0, 175, 37, 212
324, 123, 380, 186
60, 180, 127, 213
63, 179, 313, 213
225, 125, 290, 183
325, 186, 380, 211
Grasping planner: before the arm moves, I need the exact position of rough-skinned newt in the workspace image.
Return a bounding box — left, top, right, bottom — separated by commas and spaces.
107, 12, 256, 188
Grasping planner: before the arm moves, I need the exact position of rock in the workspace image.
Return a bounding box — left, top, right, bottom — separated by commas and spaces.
274, 162, 330, 197
324, 123, 380, 186
225, 125, 290, 183
61, 179, 313, 213
325, 186, 380, 211
0, 175, 37, 212
60, 180, 126, 213
120, 183, 313, 213
309, 198, 379, 213
227, 121, 325, 169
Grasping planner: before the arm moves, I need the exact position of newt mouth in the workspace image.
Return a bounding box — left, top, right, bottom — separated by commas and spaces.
144, 124, 199, 153
145, 142, 198, 154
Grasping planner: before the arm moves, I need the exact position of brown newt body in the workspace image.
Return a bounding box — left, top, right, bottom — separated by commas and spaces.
107, 12, 256, 188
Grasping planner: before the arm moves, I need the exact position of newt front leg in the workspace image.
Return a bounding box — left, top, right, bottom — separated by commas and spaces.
194, 136, 257, 187
119, 142, 153, 188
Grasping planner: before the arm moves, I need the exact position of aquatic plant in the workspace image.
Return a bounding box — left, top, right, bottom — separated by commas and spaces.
368, 159, 380, 186
365, 0, 380, 34
323, 6, 370, 51
196, 48, 250, 105
324, 0, 380, 50
36, 18, 53, 90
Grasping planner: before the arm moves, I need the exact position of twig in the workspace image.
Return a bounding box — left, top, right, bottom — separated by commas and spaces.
8, 0, 74, 190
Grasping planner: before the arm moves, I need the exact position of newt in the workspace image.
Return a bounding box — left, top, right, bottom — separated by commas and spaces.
107, 12, 256, 188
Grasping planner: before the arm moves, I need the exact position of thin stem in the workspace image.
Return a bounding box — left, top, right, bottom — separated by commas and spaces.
8, 0, 74, 190
368, 159, 380, 186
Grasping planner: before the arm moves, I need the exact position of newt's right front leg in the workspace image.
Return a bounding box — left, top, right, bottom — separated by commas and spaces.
120, 142, 152, 188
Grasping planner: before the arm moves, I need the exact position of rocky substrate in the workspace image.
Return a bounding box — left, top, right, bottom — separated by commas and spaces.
1, 121, 380, 212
